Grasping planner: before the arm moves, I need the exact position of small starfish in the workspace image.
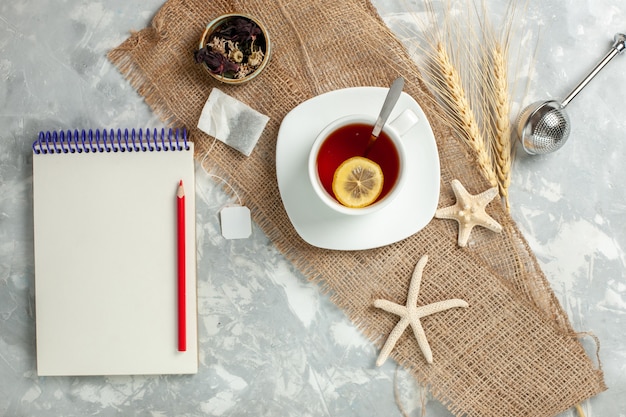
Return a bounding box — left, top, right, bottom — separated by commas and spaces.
435, 179, 503, 247
373, 255, 468, 365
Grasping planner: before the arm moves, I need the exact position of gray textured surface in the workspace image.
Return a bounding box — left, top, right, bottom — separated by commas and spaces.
1, 0, 624, 415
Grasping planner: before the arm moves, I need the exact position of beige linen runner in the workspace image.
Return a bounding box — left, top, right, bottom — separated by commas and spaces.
109, 0, 605, 415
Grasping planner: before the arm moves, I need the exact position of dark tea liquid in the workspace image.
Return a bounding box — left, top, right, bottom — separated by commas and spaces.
316, 123, 400, 203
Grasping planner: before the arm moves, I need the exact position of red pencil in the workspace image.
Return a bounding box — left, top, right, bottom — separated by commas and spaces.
177, 180, 186, 352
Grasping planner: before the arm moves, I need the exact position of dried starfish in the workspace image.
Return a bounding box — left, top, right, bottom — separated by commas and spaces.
374, 255, 468, 365
435, 179, 503, 247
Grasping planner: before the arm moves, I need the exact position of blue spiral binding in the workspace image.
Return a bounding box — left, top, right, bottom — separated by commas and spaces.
32, 128, 189, 154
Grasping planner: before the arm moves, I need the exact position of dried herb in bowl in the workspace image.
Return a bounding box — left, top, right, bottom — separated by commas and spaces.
195, 14, 270, 84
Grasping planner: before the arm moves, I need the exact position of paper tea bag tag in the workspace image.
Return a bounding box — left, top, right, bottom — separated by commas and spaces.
220, 205, 252, 239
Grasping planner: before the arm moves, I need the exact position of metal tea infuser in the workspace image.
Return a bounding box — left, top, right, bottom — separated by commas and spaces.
517, 32, 626, 155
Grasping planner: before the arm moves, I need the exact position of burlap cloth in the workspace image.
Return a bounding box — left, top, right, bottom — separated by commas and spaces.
109, 0, 606, 415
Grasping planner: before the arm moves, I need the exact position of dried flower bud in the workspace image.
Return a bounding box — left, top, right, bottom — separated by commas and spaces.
207, 36, 227, 55
248, 50, 264, 67
216, 17, 261, 42
230, 50, 244, 63
195, 48, 239, 75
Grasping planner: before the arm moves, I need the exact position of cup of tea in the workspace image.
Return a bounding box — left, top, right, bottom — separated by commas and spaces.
308, 109, 419, 215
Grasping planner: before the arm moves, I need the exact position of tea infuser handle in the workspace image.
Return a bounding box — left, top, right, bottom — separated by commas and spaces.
561, 32, 626, 107
613, 33, 626, 53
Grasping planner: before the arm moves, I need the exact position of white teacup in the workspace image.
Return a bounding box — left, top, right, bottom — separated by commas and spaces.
308, 109, 419, 216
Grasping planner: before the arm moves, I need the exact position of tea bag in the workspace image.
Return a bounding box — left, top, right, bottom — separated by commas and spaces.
197, 88, 269, 156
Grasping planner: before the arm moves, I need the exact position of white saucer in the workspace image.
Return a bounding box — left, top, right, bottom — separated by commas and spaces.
276, 87, 440, 250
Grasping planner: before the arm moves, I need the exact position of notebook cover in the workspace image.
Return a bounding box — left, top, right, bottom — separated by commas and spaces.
32, 137, 198, 376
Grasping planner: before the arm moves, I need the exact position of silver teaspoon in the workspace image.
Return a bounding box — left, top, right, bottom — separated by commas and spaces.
364, 77, 405, 156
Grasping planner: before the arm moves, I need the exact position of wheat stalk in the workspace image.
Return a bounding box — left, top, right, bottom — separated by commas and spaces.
479, 0, 519, 211
391, 0, 521, 209
431, 42, 499, 189
485, 38, 513, 210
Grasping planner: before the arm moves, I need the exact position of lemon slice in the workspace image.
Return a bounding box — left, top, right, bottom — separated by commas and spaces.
332, 156, 384, 208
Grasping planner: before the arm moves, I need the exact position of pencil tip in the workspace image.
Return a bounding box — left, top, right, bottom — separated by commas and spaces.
179, 180, 183, 186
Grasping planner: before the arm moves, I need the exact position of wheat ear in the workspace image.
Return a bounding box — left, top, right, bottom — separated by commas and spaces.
433, 42, 498, 189
488, 42, 512, 210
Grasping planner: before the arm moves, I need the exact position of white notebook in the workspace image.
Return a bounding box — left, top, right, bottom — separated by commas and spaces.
32, 129, 198, 376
